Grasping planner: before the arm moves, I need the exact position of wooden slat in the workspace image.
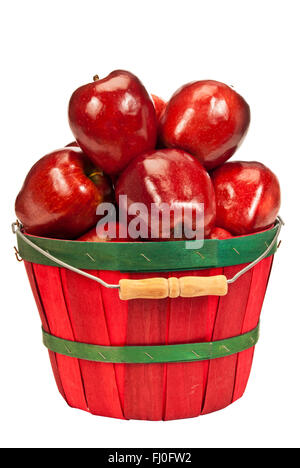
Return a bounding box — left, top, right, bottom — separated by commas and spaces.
201, 264, 253, 415
232, 256, 273, 402
124, 273, 169, 420
164, 269, 222, 420
24, 261, 66, 402
60, 268, 125, 419
98, 270, 129, 416
33, 264, 88, 411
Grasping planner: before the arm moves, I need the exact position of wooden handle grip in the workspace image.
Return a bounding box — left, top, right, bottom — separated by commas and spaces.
119, 275, 228, 300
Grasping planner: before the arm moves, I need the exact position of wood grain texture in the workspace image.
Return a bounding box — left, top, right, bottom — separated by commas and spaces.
33, 264, 88, 411
124, 272, 169, 420
164, 268, 222, 420
119, 275, 228, 300
232, 257, 273, 402
24, 261, 66, 402
179, 275, 227, 297
201, 264, 254, 415
60, 268, 125, 419
24, 255, 274, 420
98, 270, 129, 416
119, 277, 168, 300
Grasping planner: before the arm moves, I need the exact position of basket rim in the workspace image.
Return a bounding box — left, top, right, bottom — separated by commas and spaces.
16, 222, 280, 272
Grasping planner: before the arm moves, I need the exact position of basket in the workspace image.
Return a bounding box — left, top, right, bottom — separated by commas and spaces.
13, 218, 283, 420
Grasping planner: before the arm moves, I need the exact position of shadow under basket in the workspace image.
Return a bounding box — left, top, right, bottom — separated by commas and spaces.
14, 218, 283, 421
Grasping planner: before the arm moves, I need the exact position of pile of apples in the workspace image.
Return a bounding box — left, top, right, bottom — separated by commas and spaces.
15, 70, 281, 242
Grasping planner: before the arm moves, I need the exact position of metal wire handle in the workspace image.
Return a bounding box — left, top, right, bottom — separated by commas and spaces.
227, 216, 284, 283
12, 223, 119, 290
12, 217, 284, 290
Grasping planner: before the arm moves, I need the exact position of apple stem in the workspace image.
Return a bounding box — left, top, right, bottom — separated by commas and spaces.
89, 170, 103, 178
88, 170, 104, 185
93, 75, 100, 82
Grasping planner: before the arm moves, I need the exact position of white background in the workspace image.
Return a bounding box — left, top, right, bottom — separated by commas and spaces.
1, 0, 299, 449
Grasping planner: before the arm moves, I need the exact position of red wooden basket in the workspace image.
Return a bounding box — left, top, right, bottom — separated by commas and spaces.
14, 218, 283, 420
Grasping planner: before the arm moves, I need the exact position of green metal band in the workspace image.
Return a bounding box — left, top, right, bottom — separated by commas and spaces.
42, 324, 260, 364
17, 223, 278, 272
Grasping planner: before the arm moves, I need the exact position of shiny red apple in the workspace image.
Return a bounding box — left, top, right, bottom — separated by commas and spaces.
65, 141, 117, 187
116, 149, 216, 239
15, 147, 114, 239
78, 221, 130, 242
151, 94, 167, 121
159, 80, 250, 170
68, 70, 157, 175
209, 227, 233, 240
212, 161, 281, 235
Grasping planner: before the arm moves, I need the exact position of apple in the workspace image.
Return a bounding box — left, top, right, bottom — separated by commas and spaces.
65, 139, 118, 200
68, 70, 157, 175
67, 140, 118, 187
15, 147, 114, 239
159, 80, 250, 170
209, 227, 233, 240
78, 221, 131, 242
151, 94, 167, 121
115, 149, 216, 239
212, 161, 281, 235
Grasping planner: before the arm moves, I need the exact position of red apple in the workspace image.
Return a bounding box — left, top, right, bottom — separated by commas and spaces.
68, 70, 157, 175
67, 138, 118, 188
78, 221, 130, 242
159, 80, 250, 170
209, 227, 233, 240
116, 149, 216, 239
66, 138, 118, 196
151, 94, 167, 121
212, 161, 281, 235
15, 147, 114, 239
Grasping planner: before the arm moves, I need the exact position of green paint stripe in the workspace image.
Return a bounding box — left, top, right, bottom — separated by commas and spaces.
17, 224, 278, 272
42, 324, 260, 364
